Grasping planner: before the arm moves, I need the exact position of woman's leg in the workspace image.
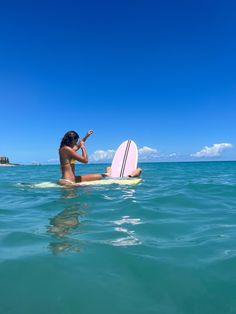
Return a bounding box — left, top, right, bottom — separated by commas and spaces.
75, 174, 103, 182
58, 178, 76, 186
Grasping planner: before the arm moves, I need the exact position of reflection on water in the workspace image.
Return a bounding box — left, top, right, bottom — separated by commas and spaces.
49, 206, 80, 237
48, 187, 85, 255
111, 226, 141, 246
49, 242, 81, 255
121, 187, 136, 200
47, 186, 140, 253
109, 215, 142, 247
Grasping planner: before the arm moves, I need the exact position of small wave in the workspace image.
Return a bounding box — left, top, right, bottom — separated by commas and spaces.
32, 182, 59, 188
110, 236, 141, 246
112, 216, 142, 226
115, 227, 128, 233
16, 182, 59, 188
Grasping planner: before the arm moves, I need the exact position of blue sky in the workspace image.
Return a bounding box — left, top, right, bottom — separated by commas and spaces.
0, 0, 235, 164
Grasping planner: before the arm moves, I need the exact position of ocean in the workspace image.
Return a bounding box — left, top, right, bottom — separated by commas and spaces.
0, 161, 236, 314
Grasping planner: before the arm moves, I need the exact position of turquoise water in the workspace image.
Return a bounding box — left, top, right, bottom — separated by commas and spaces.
0, 162, 236, 314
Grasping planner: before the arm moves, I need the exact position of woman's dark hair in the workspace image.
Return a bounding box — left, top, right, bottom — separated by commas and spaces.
60, 130, 79, 148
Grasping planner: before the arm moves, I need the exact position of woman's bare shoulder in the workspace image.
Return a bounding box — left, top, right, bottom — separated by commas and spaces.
59, 145, 73, 156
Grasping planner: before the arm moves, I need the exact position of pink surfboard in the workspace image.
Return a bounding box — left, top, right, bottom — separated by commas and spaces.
111, 140, 138, 177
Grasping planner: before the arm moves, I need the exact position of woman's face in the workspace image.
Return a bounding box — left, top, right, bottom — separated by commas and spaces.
72, 138, 79, 146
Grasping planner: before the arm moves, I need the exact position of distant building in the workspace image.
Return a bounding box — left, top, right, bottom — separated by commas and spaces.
0, 156, 9, 164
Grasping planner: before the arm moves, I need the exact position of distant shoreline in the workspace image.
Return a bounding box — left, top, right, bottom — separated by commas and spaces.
0, 163, 18, 167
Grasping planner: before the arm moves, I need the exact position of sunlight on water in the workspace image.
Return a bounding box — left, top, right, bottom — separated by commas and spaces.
112, 216, 142, 226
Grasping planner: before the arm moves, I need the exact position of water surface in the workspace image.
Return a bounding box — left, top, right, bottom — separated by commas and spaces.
0, 162, 236, 313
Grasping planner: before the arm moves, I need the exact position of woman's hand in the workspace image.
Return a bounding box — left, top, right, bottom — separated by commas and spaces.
77, 130, 94, 149
86, 130, 94, 136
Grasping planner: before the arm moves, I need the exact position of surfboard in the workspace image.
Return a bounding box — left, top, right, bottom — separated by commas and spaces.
17, 179, 141, 189
76, 178, 141, 186
110, 140, 138, 177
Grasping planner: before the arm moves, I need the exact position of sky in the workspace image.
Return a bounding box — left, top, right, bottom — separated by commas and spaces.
0, 0, 235, 164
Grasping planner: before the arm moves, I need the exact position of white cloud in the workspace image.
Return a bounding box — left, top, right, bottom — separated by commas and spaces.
138, 146, 158, 155
191, 143, 233, 158
91, 149, 115, 161
138, 146, 159, 161
91, 146, 159, 162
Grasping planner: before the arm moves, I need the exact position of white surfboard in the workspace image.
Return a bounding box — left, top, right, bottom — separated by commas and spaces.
110, 140, 138, 177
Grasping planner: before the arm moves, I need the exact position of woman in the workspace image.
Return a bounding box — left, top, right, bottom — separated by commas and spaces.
59, 130, 103, 186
